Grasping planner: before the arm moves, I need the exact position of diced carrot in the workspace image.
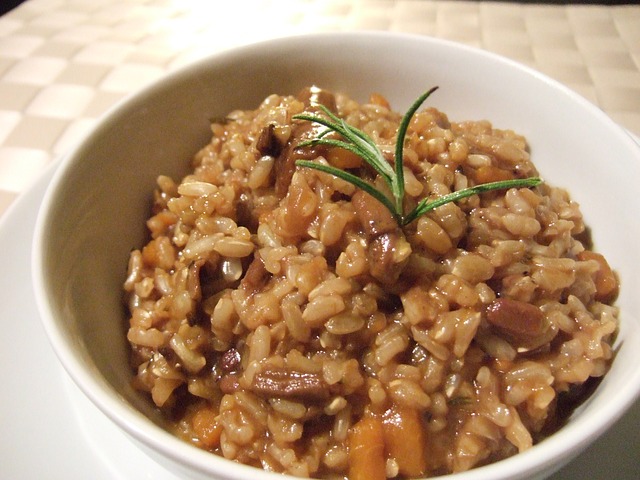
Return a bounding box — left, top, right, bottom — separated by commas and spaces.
278, 173, 318, 237
146, 210, 178, 237
474, 165, 513, 184
327, 147, 363, 169
485, 298, 545, 338
191, 406, 223, 449
348, 413, 386, 480
577, 250, 619, 302
141, 236, 176, 270
369, 92, 391, 110
382, 404, 428, 477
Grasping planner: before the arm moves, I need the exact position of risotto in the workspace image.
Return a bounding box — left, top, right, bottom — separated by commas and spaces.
123, 87, 619, 479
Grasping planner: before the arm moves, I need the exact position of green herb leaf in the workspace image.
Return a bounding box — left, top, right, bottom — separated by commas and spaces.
295, 107, 395, 187
295, 159, 401, 224
394, 86, 440, 214
292, 88, 542, 228
403, 177, 542, 226
448, 396, 473, 406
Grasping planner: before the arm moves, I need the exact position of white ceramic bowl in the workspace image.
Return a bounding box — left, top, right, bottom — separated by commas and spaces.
33, 32, 640, 480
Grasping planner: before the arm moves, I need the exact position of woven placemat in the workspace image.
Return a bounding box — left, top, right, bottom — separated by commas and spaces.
0, 0, 638, 214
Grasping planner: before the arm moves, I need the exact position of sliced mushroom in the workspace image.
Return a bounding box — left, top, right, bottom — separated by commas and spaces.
274, 120, 328, 197
576, 250, 619, 303
352, 189, 397, 237
297, 85, 337, 113
235, 191, 257, 231
256, 123, 284, 158
483, 298, 557, 352
485, 298, 545, 338
351, 189, 410, 285
367, 232, 409, 284
271, 87, 339, 197
240, 253, 271, 294
250, 366, 331, 401
219, 347, 242, 374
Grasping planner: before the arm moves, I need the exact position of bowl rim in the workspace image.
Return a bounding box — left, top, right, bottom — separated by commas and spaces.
32, 30, 640, 480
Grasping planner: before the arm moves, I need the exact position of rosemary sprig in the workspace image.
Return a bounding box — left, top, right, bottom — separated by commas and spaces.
293, 88, 542, 227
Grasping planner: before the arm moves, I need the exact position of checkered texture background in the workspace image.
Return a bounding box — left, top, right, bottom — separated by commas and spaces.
0, 0, 639, 216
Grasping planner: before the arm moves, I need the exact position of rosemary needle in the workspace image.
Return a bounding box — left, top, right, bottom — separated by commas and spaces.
293, 88, 542, 227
